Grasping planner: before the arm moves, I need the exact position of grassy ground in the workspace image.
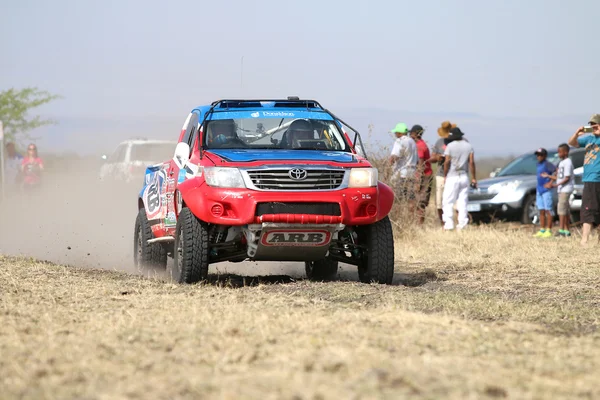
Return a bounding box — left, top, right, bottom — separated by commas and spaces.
1, 226, 598, 400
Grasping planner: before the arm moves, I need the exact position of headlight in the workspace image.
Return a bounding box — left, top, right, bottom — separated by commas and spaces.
488, 180, 522, 194
348, 168, 378, 188
203, 167, 246, 188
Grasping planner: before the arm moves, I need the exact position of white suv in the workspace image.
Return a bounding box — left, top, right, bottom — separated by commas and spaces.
99, 139, 177, 183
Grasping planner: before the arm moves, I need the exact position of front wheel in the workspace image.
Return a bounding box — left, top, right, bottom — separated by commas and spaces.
172, 207, 209, 284
357, 216, 395, 284
521, 194, 538, 225
305, 258, 339, 281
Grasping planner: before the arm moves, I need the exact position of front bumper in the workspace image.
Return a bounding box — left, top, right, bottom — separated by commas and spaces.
466, 188, 526, 215
180, 181, 387, 226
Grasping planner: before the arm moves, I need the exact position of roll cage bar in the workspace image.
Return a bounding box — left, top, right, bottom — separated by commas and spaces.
197, 99, 368, 159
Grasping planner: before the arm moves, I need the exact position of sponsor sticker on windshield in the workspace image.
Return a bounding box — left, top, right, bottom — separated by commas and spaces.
210, 110, 333, 121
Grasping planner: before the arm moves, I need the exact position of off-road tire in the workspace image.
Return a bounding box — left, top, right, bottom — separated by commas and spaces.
172, 207, 209, 284
134, 208, 167, 272
357, 216, 395, 284
305, 258, 339, 281
521, 194, 537, 225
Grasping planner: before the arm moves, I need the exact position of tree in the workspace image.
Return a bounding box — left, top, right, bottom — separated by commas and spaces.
0, 87, 61, 143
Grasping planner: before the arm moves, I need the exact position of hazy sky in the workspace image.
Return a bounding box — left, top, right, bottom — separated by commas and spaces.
1, 0, 599, 155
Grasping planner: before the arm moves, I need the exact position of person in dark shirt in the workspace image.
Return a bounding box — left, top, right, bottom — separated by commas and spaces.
410, 125, 432, 225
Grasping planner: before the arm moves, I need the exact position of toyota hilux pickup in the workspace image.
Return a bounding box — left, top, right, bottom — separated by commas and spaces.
134, 98, 395, 284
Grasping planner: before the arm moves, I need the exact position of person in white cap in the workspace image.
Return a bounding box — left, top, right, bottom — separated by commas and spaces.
442, 127, 477, 230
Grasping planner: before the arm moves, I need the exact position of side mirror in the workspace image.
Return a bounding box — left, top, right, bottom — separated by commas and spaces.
489, 167, 501, 178
173, 142, 190, 169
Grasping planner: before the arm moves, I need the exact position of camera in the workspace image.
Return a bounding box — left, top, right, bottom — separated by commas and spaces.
584, 125, 594, 133
470, 182, 478, 189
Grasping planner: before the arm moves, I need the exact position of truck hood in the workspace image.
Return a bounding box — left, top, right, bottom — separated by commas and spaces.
208, 149, 359, 164
477, 174, 536, 189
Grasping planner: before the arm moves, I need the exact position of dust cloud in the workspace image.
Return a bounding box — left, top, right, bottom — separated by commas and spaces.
0, 161, 136, 272
0, 157, 318, 278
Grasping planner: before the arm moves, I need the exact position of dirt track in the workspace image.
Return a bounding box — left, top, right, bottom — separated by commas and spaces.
2, 226, 600, 399
0, 167, 365, 280
1, 166, 600, 399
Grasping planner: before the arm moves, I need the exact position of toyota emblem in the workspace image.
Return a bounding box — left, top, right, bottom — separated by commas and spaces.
288, 168, 308, 180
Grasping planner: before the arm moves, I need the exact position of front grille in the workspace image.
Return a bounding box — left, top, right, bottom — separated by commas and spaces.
256, 202, 341, 216
246, 169, 345, 190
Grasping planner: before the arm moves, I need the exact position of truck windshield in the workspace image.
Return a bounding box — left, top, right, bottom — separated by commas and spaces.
204, 117, 350, 151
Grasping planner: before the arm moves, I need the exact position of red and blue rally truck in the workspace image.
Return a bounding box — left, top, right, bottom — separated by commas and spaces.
134, 98, 395, 284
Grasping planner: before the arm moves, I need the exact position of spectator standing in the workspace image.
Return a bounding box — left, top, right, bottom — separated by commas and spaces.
545, 144, 574, 237
4, 142, 23, 192
389, 122, 418, 209
21, 143, 44, 192
410, 124, 432, 224
533, 148, 556, 238
429, 121, 456, 225
567, 114, 600, 246
442, 127, 476, 231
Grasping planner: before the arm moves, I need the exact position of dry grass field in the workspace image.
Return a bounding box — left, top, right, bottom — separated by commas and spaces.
1, 224, 599, 400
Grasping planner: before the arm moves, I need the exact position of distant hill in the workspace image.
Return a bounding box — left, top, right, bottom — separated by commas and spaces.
24, 109, 588, 159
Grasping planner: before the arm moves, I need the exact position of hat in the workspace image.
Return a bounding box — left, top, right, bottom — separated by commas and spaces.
391, 122, 408, 134
534, 148, 548, 156
437, 121, 457, 138
589, 114, 600, 125
409, 124, 424, 135
443, 127, 465, 145
448, 127, 464, 139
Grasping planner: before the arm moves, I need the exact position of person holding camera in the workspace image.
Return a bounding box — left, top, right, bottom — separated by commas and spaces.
442, 127, 476, 231
568, 114, 600, 246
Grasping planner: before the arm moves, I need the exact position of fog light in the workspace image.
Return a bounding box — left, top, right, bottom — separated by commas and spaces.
501, 204, 508, 212
211, 204, 224, 217
366, 203, 377, 217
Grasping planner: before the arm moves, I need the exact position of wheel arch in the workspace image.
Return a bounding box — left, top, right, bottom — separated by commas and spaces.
376, 181, 395, 221
522, 188, 536, 206
177, 181, 207, 221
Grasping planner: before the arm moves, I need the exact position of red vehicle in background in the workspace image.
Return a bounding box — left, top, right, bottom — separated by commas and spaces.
134, 98, 395, 284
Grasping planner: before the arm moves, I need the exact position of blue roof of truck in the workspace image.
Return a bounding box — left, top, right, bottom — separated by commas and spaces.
191, 99, 334, 122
